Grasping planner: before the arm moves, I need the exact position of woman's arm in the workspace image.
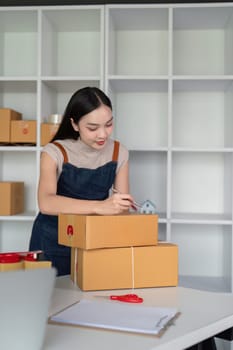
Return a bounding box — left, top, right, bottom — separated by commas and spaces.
113, 160, 130, 194
38, 152, 133, 215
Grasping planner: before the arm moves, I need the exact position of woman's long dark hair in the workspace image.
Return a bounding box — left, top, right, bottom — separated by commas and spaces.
51, 87, 112, 141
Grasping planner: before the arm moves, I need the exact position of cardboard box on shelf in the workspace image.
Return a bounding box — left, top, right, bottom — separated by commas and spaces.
0, 182, 24, 215
71, 243, 178, 291
40, 123, 60, 146
59, 213, 158, 250
0, 108, 22, 143
10, 120, 36, 143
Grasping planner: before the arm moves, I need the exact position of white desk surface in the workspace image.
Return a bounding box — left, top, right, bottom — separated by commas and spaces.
43, 276, 233, 350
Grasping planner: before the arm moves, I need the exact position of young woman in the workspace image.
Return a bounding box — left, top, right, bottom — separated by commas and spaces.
29, 87, 134, 276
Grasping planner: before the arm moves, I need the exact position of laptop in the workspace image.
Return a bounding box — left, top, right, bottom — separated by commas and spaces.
0, 267, 56, 350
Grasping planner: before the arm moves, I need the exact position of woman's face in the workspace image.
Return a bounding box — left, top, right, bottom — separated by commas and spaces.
71, 104, 113, 149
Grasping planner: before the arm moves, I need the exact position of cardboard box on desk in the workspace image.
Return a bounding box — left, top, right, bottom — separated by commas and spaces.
11, 120, 36, 144
0, 182, 24, 215
71, 243, 178, 291
0, 108, 22, 143
59, 213, 158, 250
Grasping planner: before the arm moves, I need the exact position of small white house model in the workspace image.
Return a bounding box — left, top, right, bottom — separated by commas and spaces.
140, 200, 156, 214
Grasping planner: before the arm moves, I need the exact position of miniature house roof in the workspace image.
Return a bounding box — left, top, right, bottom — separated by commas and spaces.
140, 200, 156, 214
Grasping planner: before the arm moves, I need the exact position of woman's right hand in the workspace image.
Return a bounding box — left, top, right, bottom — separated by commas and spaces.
95, 193, 134, 215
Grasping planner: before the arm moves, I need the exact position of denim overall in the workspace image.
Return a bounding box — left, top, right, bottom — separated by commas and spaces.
29, 140, 119, 276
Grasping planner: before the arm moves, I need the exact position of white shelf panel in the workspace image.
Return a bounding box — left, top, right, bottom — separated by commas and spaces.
0, 212, 36, 221
108, 75, 169, 80
173, 6, 233, 75
107, 7, 169, 76
171, 212, 232, 224
129, 151, 167, 215
108, 79, 168, 149
171, 152, 233, 215
0, 146, 37, 152
0, 152, 38, 213
41, 76, 101, 81
0, 10, 38, 77
158, 223, 167, 241
172, 79, 233, 148
179, 275, 232, 293
171, 224, 232, 283
172, 148, 233, 153
40, 80, 101, 121
0, 77, 38, 81
0, 81, 37, 118
41, 8, 103, 77
0, 221, 34, 252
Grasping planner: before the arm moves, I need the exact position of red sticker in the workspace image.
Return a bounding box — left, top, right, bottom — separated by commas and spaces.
67, 225, 74, 236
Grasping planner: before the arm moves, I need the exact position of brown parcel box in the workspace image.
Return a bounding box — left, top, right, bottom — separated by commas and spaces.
71, 243, 178, 291
40, 123, 60, 146
0, 182, 24, 215
0, 108, 22, 143
59, 213, 158, 250
11, 120, 36, 143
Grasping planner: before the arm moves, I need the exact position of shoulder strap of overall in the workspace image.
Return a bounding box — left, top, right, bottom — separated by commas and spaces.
112, 140, 120, 162
53, 141, 68, 163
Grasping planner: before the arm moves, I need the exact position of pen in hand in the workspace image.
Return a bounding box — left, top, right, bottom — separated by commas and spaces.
112, 187, 141, 211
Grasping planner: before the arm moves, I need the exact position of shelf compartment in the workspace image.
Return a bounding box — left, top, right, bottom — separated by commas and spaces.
173, 6, 233, 75
40, 80, 100, 122
41, 8, 103, 77
0, 81, 37, 119
172, 79, 233, 149
107, 6, 169, 76
0, 10, 38, 77
172, 223, 232, 292
158, 223, 167, 241
0, 151, 37, 214
171, 152, 233, 218
0, 221, 34, 252
179, 276, 231, 293
129, 151, 167, 217
108, 79, 168, 149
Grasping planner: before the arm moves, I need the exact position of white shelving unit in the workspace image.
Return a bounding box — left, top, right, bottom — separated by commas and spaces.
0, 5, 104, 251
1, 3, 233, 293
105, 3, 233, 293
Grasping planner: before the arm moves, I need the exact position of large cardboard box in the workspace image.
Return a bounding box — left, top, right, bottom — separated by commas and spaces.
71, 243, 178, 291
0, 182, 24, 215
11, 120, 36, 143
40, 123, 60, 146
59, 213, 158, 250
0, 108, 22, 143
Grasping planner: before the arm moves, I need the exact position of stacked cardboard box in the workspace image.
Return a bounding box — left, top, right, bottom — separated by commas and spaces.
0, 108, 37, 144
40, 123, 60, 146
0, 182, 24, 215
11, 120, 36, 143
59, 213, 178, 291
0, 108, 22, 143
